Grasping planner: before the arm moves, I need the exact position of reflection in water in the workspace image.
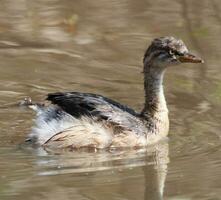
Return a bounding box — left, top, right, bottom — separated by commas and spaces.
3, 141, 169, 200
144, 142, 168, 200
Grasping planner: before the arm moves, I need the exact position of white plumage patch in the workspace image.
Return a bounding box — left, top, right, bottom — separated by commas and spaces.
28, 106, 113, 148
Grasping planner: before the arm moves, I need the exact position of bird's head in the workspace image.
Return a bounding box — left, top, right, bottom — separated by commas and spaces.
143, 36, 203, 72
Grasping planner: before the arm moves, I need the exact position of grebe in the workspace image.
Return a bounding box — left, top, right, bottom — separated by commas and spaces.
23, 37, 203, 149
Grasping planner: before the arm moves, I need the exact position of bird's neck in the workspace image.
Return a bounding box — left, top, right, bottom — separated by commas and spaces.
141, 66, 168, 117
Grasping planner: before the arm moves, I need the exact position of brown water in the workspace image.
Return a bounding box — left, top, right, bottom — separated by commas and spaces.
0, 0, 221, 199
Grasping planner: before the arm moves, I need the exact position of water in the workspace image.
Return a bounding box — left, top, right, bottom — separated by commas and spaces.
0, 0, 221, 199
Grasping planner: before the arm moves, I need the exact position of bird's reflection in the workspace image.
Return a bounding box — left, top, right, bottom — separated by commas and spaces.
143, 141, 169, 200
36, 139, 169, 199
10, 140, 169, 200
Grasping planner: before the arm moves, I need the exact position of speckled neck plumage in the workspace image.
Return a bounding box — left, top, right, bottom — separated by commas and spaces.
140, 64, 169, 137
141, 64, 168, 117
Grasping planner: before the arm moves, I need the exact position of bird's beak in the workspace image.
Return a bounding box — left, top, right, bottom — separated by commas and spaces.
178, 53, 204, 63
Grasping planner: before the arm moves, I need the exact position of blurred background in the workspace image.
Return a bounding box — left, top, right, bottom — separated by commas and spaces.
0, 0, 221, 199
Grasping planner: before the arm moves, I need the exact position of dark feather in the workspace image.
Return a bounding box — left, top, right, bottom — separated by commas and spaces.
47, 92, 137, 117
46, 92, 145, 134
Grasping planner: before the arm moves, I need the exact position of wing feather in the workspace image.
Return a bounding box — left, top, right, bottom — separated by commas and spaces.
46, 92, 145, 134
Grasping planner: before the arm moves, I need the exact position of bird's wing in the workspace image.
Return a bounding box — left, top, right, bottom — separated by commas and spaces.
46, 92, 145, 134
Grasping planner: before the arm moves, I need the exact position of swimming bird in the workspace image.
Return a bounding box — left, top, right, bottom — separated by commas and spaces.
23, 36, 203, 149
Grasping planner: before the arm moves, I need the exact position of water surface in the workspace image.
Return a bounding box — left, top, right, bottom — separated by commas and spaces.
0, 0, 221, 199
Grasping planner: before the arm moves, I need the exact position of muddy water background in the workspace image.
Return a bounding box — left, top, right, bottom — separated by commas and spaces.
0, 0, 221, 199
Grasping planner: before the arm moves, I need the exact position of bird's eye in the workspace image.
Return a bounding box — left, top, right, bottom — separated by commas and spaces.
169, 50, 174, 55
169, 49, 184, 57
